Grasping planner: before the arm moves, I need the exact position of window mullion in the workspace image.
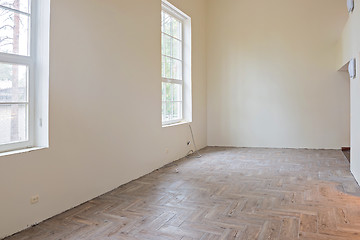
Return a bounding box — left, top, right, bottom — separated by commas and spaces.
162, 78, 182, 85
0, 5, 31, 16
161, 32, 182, 42
162, 54, 182, 62
0, 54, 32, 65
0, 102, 29, 105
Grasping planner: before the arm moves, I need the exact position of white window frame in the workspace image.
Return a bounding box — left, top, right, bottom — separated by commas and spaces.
0, 0, 50, 154
0, 1, 35, 152
161, 0, 192, 127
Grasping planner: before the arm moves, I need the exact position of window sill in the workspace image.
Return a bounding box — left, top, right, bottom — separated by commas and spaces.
0, 146, 47, 158
162, 120, 191, 128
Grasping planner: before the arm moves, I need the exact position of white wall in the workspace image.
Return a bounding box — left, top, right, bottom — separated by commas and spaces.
0, 0, 207, 238
339, 0, 360, 184
207, 0, 349, 149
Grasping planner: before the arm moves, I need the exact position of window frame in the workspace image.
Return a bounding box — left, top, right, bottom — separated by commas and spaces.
0, 0, 36, 153
161, 0, 190, 126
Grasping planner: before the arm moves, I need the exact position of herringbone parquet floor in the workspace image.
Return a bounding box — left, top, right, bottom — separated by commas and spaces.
4, 147, 360, 240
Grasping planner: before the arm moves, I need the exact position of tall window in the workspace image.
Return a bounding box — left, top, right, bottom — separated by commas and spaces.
161, 1, 191, 126
0, 0, 49, 153
0, 0, 33, 151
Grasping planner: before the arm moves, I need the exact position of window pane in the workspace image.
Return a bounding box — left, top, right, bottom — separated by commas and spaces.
171, 58, 182, 80
0, 104, 28, 144
162, 11, 182, 40
0, 63, 28, 102
164, 82, 172, 101
162, 33, 182, 60
162, 82, 165, 101
173, 83, 182, 101
166, 101, 173, 121
162, 82, 182, 102
161, 56, 165, 78
162, 82, 183, 123
172, 18, 182, 40
0, 0, 30, 13
172, 37, 182, 60
162, 82, 182, 101
162, 102, 166, 122
162, 56, 182, 80
162, 11, 172, 36
173, 101, 182, 120
161, 33, 171, 57
162, 55, 171, 79
162, 102, 182, 122
0, 8, 30, 55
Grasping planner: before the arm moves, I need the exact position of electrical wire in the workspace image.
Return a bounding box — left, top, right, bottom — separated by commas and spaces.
186, 124, 202, 158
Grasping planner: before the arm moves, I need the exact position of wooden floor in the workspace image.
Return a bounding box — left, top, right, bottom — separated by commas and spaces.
4, 147, 360, 240
343, 150, 350, 162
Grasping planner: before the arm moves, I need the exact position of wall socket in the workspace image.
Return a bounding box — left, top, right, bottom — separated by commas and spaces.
31, 195, 39, 204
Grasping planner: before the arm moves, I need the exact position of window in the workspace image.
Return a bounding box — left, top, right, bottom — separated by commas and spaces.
161, 0, 191, 126
0, 0, 50, 153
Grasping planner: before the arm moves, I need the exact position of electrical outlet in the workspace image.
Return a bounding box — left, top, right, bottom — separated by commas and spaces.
31, 195, 39, 204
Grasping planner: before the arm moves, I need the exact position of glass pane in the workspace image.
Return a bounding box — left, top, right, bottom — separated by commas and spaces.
0, 104, 28, 144
162, 83, 183, 123
162, 82, 166, 101
0, 8, 30, 55
173, 101, 182, 120
161, 56, 165, 78
161, 11, 182, 40
162, 102, 166, 122
172, 37, 182, 60
0, 63, 28, 102
0, 0, 30, 13
173, 83, 182, 101
161, 11, 163, 30
162, 83, 182, 103
162, 56, 182, 80
161, 33, 171, 57
162, 11, 172, 36
172, 18, 182, 40
171, 58, 182, 80
162, 33, 182, 60
162, 55, 171, 79
166, 101, 173, 121
163, 82, 172, 101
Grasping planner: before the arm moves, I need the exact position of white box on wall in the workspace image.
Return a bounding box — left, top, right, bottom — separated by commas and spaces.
349, 58, 357, 79
347, 0, 354, 13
